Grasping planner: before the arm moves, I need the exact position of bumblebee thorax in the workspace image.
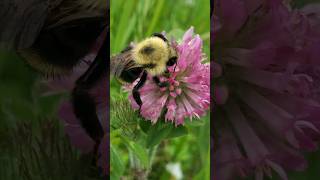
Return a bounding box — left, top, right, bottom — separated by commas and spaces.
132, 37, 169, 75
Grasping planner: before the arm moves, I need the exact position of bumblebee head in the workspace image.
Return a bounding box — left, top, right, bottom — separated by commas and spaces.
132, 33, 177, 76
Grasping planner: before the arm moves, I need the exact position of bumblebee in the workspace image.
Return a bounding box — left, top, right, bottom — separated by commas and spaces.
0, 0, 108, 154
111, 33, 178, 110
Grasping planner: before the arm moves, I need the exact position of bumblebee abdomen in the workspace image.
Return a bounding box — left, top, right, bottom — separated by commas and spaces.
119, 67, 143, 83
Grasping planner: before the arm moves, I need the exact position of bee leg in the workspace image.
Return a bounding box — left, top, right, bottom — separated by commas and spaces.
72, 56, 106, 154
132, 71, 148, 113
73, 85, 104, 154
153, 76, 169, 88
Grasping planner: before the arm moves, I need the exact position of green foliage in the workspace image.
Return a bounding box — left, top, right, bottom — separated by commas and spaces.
0, 52, 103, 179
110, 144, 125, 180
110, 0, 210, 179
292, 0, 320, 8
110, 0, 210, 56
145, 121, 188, 148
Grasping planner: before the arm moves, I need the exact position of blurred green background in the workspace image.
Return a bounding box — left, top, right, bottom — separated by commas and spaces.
110, 0, 210, 55
0, 52, 103, 179
110, 0, 210, 179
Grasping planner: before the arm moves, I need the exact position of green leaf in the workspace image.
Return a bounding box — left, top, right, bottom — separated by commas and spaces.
185, 119, 206, 127
166, 126, 188, 139
193, 149, 210, 180
145, 121, 189, 147
139, 119, 152, 133
121, 136, 149, 168
110, 145, 125, 179
130, 142, 149, 168
146, 122, 173, 148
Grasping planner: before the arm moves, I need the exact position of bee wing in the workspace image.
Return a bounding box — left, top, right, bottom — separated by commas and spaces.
110, 50, 140, 78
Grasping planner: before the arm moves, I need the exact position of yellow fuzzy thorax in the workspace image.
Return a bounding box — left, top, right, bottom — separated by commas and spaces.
132, 37, 169, 76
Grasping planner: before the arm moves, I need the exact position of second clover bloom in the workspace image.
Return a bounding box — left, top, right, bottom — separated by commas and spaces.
126, 27, 210, 125
213, 0, 320, 180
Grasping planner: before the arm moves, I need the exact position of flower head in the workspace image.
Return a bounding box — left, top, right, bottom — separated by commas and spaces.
126, 27, 210, 125
213, 0, 320, 179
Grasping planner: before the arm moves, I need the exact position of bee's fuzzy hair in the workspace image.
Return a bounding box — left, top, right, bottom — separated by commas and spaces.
77, 0, 107, 11
47, 0, 107, 27
132, 37, 169, 76
19, 49, 72, 77
50, 0, 107, 11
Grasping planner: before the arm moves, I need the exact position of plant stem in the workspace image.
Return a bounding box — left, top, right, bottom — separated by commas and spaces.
145, 145, 158, 178
128, 145, 159, 180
